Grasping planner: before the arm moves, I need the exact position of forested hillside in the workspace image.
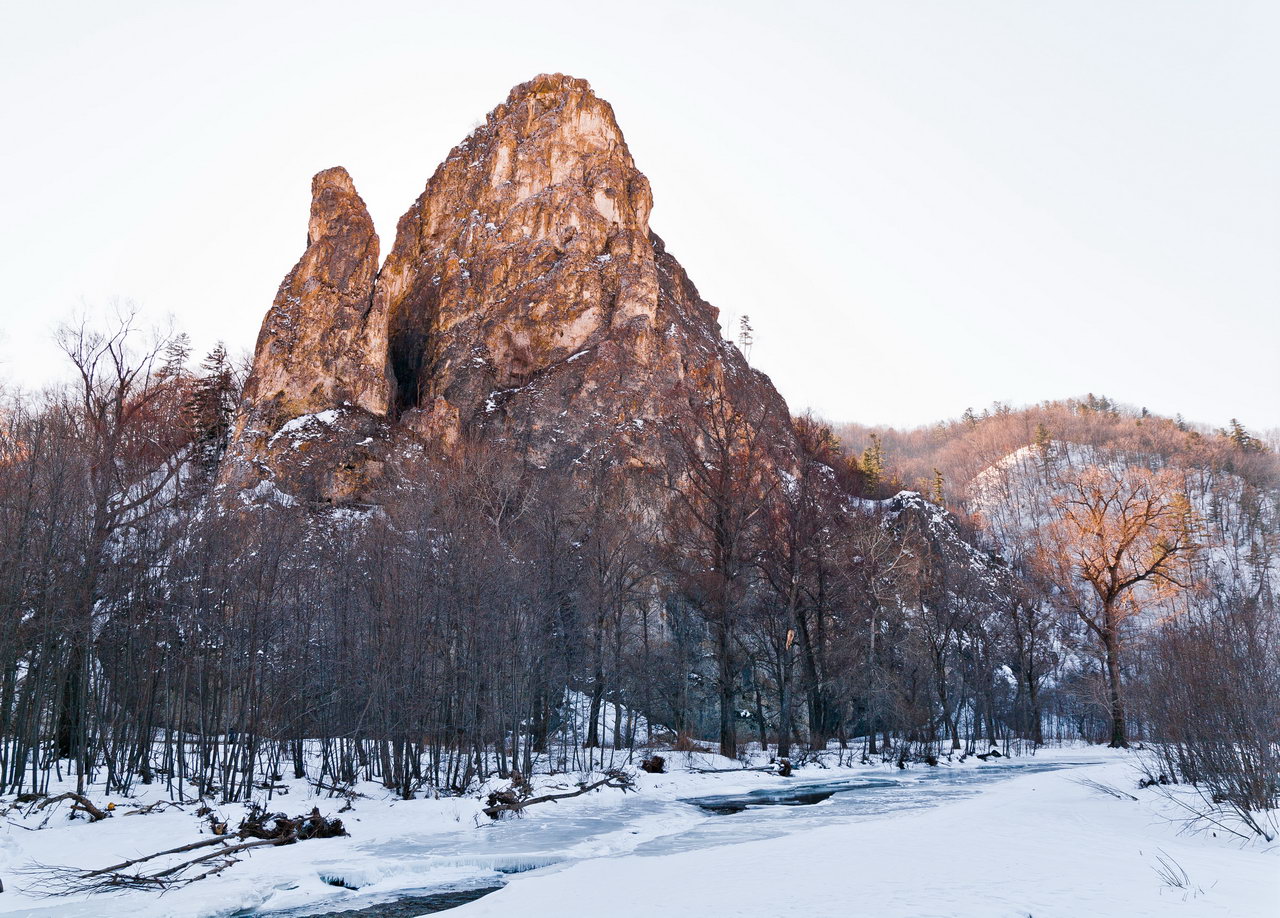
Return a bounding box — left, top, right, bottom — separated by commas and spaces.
840, 397, 1278, 828
837, 395, 1277, 503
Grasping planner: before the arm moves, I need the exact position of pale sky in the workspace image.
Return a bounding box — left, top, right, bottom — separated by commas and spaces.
2, 0, 1277, 430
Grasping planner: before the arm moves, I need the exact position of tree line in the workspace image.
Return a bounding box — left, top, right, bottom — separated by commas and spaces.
0, 315, 1274, 837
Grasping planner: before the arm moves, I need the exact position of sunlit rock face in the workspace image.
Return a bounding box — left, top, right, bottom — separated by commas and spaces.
221, 74, 796, 504
218, 167, 386, 502
245, 166, 385, 418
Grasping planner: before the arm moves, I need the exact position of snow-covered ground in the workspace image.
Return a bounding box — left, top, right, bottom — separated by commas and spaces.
455, 749, 1278, 918
0, 747, 1274, 917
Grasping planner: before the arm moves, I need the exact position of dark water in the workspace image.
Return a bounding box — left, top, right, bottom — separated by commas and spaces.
284, 886, 503, 917
682, 777, 900, 814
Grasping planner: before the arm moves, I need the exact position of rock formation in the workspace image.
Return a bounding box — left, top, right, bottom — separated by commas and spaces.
218, 167, 386, 501
220, 74, 796, 504
247, 166, 383, 418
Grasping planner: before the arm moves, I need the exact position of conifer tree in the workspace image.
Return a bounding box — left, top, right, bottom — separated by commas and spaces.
158, 332, 192, 381
736, 314, 754, 362
185, 342, 237, 466
1223, 418, 1264, 453
861, 433, 885, 495
1034, 423, 1053, 470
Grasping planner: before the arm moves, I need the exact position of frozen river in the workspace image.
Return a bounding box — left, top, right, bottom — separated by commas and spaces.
262, 759, 1092, 917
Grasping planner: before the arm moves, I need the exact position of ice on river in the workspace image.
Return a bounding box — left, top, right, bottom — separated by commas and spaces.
1, 749, 1274, 918
274, 760, 1088, 915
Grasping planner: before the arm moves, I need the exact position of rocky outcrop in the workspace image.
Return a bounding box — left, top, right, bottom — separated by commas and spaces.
245, 166, 384, 419
220, 74, 798, 504
218, 167, 386, 500
373, 75, 661, 424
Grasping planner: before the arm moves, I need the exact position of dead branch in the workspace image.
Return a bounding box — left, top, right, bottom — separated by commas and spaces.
122, 800, 183, 817
19, 806, 347, 896
144, 836, 291, 882
1073, 777, 1138, 801
77, 835, 231, 879
483, 771, 633, 819
32, 792, 109, 822
1147, 783, 1253, 841
313, 780, 370, 799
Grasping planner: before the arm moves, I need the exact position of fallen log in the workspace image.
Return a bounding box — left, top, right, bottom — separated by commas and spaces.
483, 771, 633, 819
32, 792, 109, 822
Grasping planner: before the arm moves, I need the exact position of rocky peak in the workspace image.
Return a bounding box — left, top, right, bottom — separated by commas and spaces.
217, 166, 384, 498
307, 167, 362, 245
372, 71, 658, 423
239, 166, 382, 421
220, 74, 797, 504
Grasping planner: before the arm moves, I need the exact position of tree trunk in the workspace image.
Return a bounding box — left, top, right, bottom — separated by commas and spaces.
777, 676, 792, 760
1027, 673, 1044, 746
718, 625, 736, 758
935, 656, 961, 751
1103, 625, 1128, 748
585, 677, 604, 749
753, 681, 768, 753
793, 610, 825, 750
531, 684, 548, 754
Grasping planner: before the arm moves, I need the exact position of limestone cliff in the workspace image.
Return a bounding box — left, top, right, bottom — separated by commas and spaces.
218, 167, 385, 501
220, 74, 796, 503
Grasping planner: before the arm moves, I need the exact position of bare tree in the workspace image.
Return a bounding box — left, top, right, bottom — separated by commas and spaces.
52, 310, 187, 784
579, 459, 655, 752
663, 371, 776, 757
1033, 465, 1194, 747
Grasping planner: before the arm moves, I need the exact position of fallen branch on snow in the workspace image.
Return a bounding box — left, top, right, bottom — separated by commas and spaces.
19, 806, 346, 895
689, 764, 787, 775
31, 792, 109, 822
1073, 777, 1138, 801
313, 780, 370, 799
483, 771, 634, 819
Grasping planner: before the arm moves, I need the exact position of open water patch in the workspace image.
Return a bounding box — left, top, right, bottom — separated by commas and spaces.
682, 777, 901, 815
279, 886, 503, 917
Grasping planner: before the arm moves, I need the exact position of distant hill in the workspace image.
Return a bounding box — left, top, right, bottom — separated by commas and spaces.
836, 396, 1278, 509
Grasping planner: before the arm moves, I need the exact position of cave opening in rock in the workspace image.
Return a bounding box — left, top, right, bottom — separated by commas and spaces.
388, 302, 433, 415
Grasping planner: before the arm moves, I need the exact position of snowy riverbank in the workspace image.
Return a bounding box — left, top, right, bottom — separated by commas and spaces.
455, 749, 1279, 918
0, 747, 1274, 917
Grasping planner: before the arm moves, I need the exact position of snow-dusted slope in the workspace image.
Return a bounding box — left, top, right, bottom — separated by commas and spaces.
968, 441, 1279, 600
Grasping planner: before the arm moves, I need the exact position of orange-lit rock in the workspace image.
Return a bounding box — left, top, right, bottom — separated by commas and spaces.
221, 74, 797, 504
